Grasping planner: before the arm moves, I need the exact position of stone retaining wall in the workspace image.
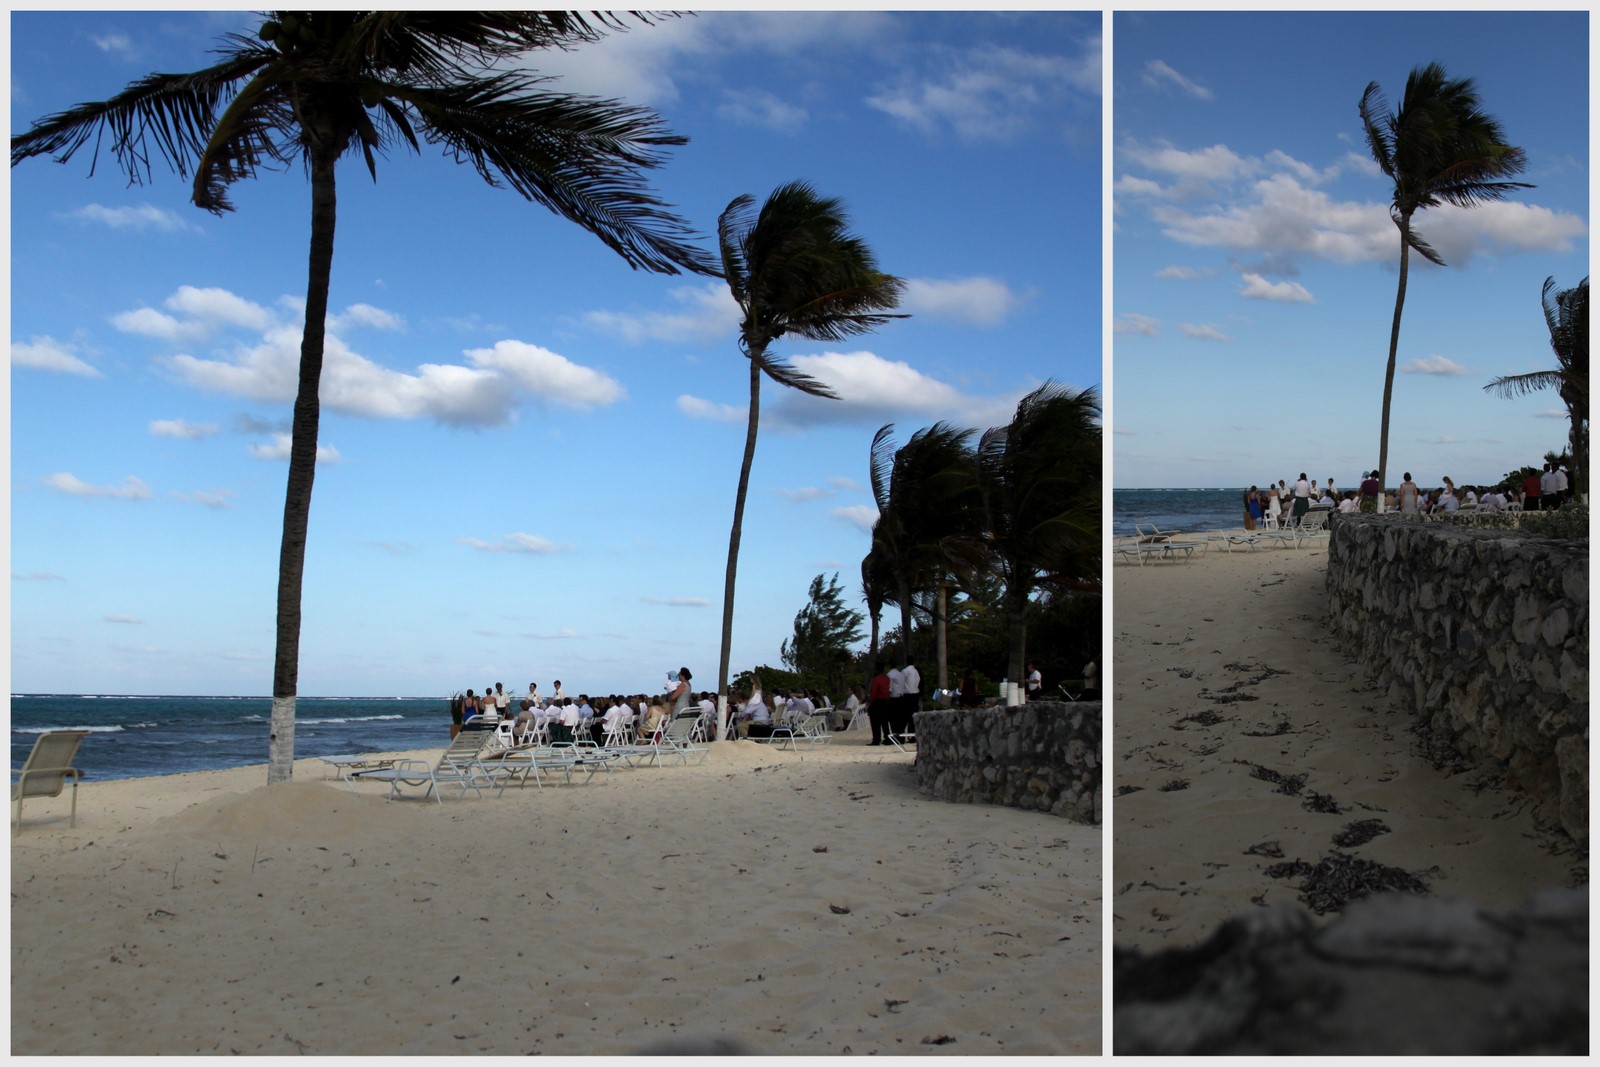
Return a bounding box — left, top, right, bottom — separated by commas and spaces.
912, 700, 1100, 823
1324, 515, 1589, 846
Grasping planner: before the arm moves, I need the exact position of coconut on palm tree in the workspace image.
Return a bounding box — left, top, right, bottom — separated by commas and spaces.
714, 181, 905, 737
1359, 62, 1532, 488
1484, 276, 1589, 500
12, 12, 718, 782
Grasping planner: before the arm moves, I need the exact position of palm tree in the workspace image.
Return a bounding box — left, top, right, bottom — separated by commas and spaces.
13, 12, 718, 783
968, 382, 1100, 687
1359, 62, 1531, 488
869, 421, 979, 670
1484, 276, 1589, 499
715, 181, 905, 736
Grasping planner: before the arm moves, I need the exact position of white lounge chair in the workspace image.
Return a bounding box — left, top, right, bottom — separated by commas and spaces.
657, 715, 710, 765
352, 731, 498, 803
12, 729, 88, 834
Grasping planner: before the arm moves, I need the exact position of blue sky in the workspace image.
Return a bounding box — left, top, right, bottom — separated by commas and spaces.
1113, 10, 1589, 490
9, 11, 1101, 697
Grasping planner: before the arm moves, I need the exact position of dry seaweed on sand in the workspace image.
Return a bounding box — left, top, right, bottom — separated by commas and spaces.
1241, 761, 1306, 795
1175, 709, 1229, 728
1332, 818, 1391, 848
1242, 719, 1294, 737
1158, 779, 1191, 792
1264, 850, 1429, 915
1301, 791, 1342, 814
1115, 785, 1144, 796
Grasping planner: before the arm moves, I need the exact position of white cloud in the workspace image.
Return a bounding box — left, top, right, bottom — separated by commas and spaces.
44, 472, 152, 500
1156, 265, 1205, 280
132, 283, 624, 427
1113, 313, 1160, 336
717, 88, 807, 132
1535, 408, 1569, 419
677, 395, 746, 422
831, 504, 879, 531
1124, 141, 1257, 184
92, 33, 135, 56
12, 336, 101, 377
113, 306, 211, 343
13, 571, 66, 582
1179, 323, 1230, 342
522, 629, 582, 640
1239, 273, 1314, 304
867, 39, 1100, 141
171, 489, 237, 509
641, 596, 710, 607
150, 418, 219, 439
1143, 59, 1212, 101
328, 303, 405, 332
771, 351, 1017, 431
1114, 175, 1167, 199
901, 276, 1026, 326
465, 340, 624, 410
775, 486, 832, 502
584, 284, 739, 345
68, 203, 197, 232
1400, 355, 1471, 377
247, 433, 342, 464
457, 532, 567, 554
105, 614, 144, 624
827, 476, 861, 490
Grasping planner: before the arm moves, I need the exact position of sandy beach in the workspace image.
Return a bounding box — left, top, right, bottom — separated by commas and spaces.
11, 731, 1099, 1055
1113, 540, 1582, 950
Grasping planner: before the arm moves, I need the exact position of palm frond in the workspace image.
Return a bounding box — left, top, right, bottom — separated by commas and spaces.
870, 424, 897, 512
718, 193, 758, 305
11, 50, 272, 185
753, 351, 838, 399
395, 73, 717, 275
1482, 370, 1566, 399
190, 67, 298, 212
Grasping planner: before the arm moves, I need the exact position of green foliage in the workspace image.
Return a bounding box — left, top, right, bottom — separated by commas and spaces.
779, 573, 865, 693
1516, 504, 1589, 540
729, 664, 825, 699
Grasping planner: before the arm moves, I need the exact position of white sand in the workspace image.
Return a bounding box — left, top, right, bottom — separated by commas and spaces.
1113, 542, 1580, 950
11, 732, 1099, 1055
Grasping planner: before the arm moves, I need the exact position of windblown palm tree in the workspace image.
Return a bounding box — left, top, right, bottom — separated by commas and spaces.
869, 421, 979, 667
1359, 62, 1531, 488
1484, 276, 1589, 499
715, 181, 905, 735
12, 12, 718, 783
967, 382, 1100, 687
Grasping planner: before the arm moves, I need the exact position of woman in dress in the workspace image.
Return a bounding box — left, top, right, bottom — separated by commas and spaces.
1399, 472, 1420, 514
1266, 484, 1282, 529
1246, 486, 1262, 530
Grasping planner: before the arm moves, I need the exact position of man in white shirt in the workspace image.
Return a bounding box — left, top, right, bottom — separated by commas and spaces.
1553, 465, 1570, 505
785, 691, 814, 728
741, 693, 773, 738
1439, 488, 1459, 513
898, 657, 921, 739
1338, 493, 1360, 514
1292, 473, 1311, 524
1026, 662, 1042, 698
1541, 464, 1559, 510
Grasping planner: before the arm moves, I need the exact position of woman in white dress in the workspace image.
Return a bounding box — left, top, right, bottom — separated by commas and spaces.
1266, 485, 1282, 529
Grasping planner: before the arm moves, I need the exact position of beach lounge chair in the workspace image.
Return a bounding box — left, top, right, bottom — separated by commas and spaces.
1294, 506, 1332, 548
888, 723, 917, 753
351, 731, 498, 803
657, 715, 710, 765
12, 729, 88, 834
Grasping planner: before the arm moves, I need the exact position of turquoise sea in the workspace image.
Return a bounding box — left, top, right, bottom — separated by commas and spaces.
10, 694, 454, 783
1112, 487, 1252, 536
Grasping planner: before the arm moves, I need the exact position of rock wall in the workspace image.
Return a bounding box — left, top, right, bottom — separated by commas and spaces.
1114, 888, 1589, 1054
1324, 515, 1589, 846
912, 700, 1100, 823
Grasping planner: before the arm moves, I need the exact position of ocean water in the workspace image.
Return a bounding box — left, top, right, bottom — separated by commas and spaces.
1112, 487, 1253, 536
10, 694, 457, 783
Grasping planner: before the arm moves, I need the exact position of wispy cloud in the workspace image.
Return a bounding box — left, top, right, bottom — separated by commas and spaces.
717, 88, 808, 131
248, 433, 341, 464
150, 418, 219, 439
774, 486, 833, 502
13, 572, 66, 582
1179, 323, 1230, 342
641, 596, 710, 607
1239, 272, 1314, 303
584, 283, 738, 345
105, 613, 144, 625
901, 276, 1027, 325
867, 37, 1100, 141
677, 395, 746, 423
1142, 59, 1213, 101
68, 202, 198, 232
1114, 313, 1160, 337
1400, 355, 1471, 377
831, 504, 879, 531
171, 489, 237, 509
12, 336, 101, 377
457, 533, 568, 554
44, 473, 151, 500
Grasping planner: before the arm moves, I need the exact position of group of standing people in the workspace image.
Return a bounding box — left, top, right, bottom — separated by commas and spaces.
1244, 473, 1333, 530
865, 655, 922, 746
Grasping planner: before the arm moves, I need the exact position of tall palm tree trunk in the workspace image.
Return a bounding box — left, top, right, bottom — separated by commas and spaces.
935, 581, 948, 692
268, 146, 337, 784
1004, 581, 1028, 699
1377, 220, 1413, 491
716, 358, 763, 740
